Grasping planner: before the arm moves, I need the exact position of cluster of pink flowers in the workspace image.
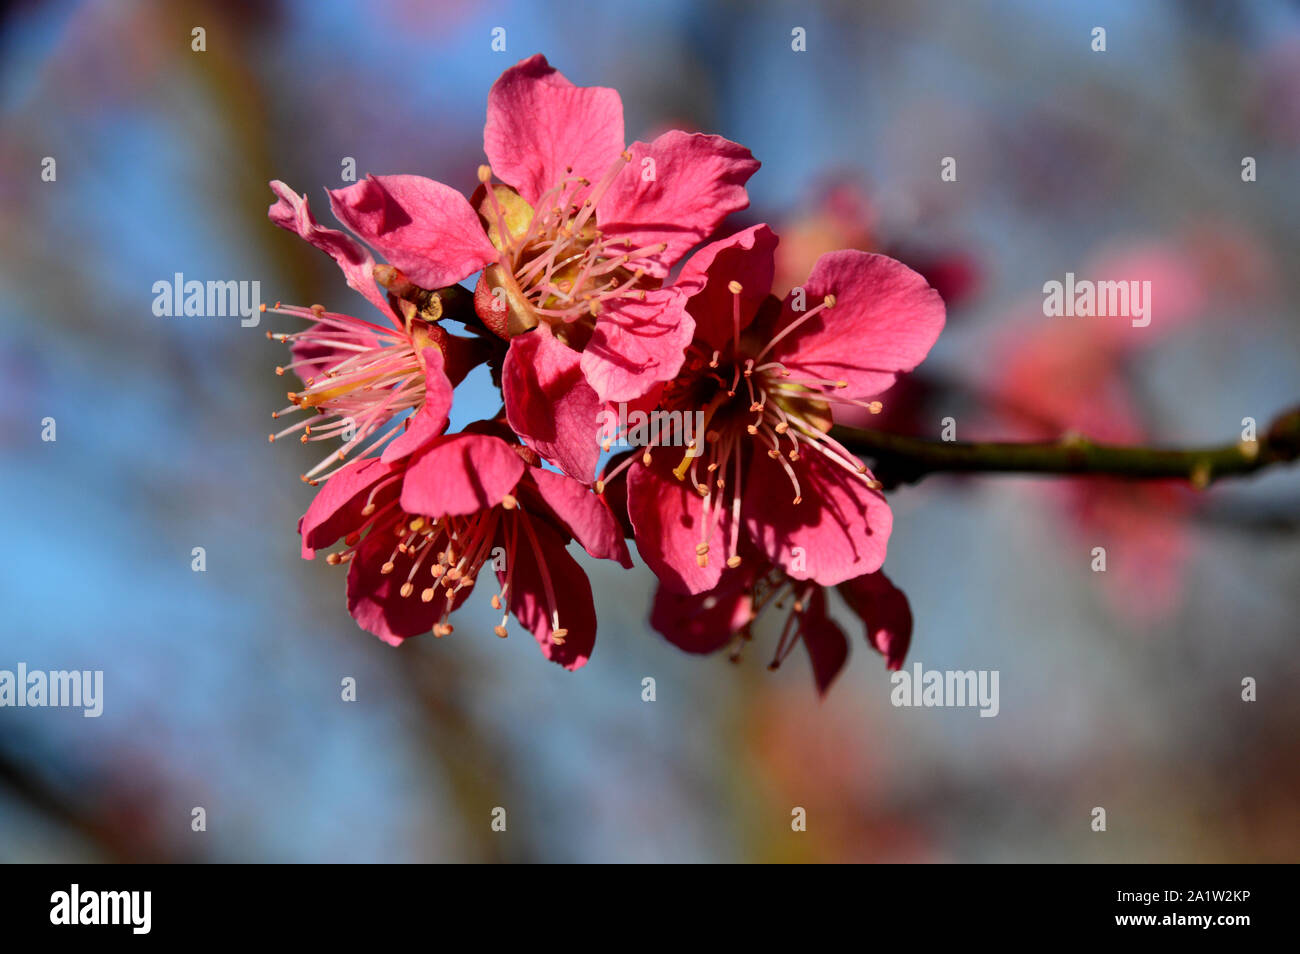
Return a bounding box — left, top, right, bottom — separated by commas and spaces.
264, 56, 945, 691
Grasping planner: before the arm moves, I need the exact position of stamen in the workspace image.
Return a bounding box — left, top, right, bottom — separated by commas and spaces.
754, 294, 836, 363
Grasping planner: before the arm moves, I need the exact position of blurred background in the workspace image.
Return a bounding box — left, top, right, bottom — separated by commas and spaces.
2, 0, 1298, 862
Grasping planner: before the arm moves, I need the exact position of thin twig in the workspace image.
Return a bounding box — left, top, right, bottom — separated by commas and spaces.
833, 406, 1300, 489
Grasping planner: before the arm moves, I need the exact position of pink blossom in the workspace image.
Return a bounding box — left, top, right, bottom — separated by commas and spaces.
265, 182, 484, 484
299, 423, 630, 669
612, 224, 945, 593
977, 240, 1216, 624
317, 54, 758, 479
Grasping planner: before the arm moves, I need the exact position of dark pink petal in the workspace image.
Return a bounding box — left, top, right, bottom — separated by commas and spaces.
799, 588, 850, 695
524, 465, 632, 567
346, 529, 467, 646
649, 567, 754, 654
627, 459, 726, 594
675, 224, 778, 352
502, 325, 601, 481
437, 331, 491, 388
579, 287, 694, 403
268, 181, 396, 322
497, 515, 597, 670
400, 432, 525, 517
837, 570, 913, 670
483, 54, 625, 207
598, 131, 760, 277
742, 449, 892, 587
380, 347, 454, 463
770, 250, 946, 400
298, 457, 400, 559
329, 175, 499, 290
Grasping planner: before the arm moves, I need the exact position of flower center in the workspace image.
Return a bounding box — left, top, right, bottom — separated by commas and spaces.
324, 483, 571, 644
475, 158, 667, 341
266, 302, 435, 484
599, 283, 885, 571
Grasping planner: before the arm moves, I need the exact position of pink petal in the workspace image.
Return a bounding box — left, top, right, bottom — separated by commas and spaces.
649, 566, 754, 654
799, 588, 850, 695
742, 449, 892, 586
502, 325, 601, 481
626, 458, 727, 594
497, 515, 597, 670
400, 432, 525, 517
837, 570, 913, 671
346, 529, 467, 646
329, 175, 499, 290
380, 348, 454, 463
675, 224, 778, 352
523, 465, 632, 567
770, 250, 945, 400
268, 181, 396, 322
579, 287, 695, 403
298, 457, 400, 559
483, 54, 625, 207
598, 131, 760, 276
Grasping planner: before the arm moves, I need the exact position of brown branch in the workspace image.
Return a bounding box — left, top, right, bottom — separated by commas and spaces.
832, 406, 1300, 488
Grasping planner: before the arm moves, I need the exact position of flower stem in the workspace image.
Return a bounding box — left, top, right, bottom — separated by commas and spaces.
832, 406, 1300, 488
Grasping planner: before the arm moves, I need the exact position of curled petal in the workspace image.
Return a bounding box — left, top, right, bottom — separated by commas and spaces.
268, 181, 395, 322
329, 175, 499, 290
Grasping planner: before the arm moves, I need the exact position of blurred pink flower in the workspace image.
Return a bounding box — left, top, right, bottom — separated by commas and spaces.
979, 237, 1225, 622
1254, 36, 1300, 147
772, 176, 980, 308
